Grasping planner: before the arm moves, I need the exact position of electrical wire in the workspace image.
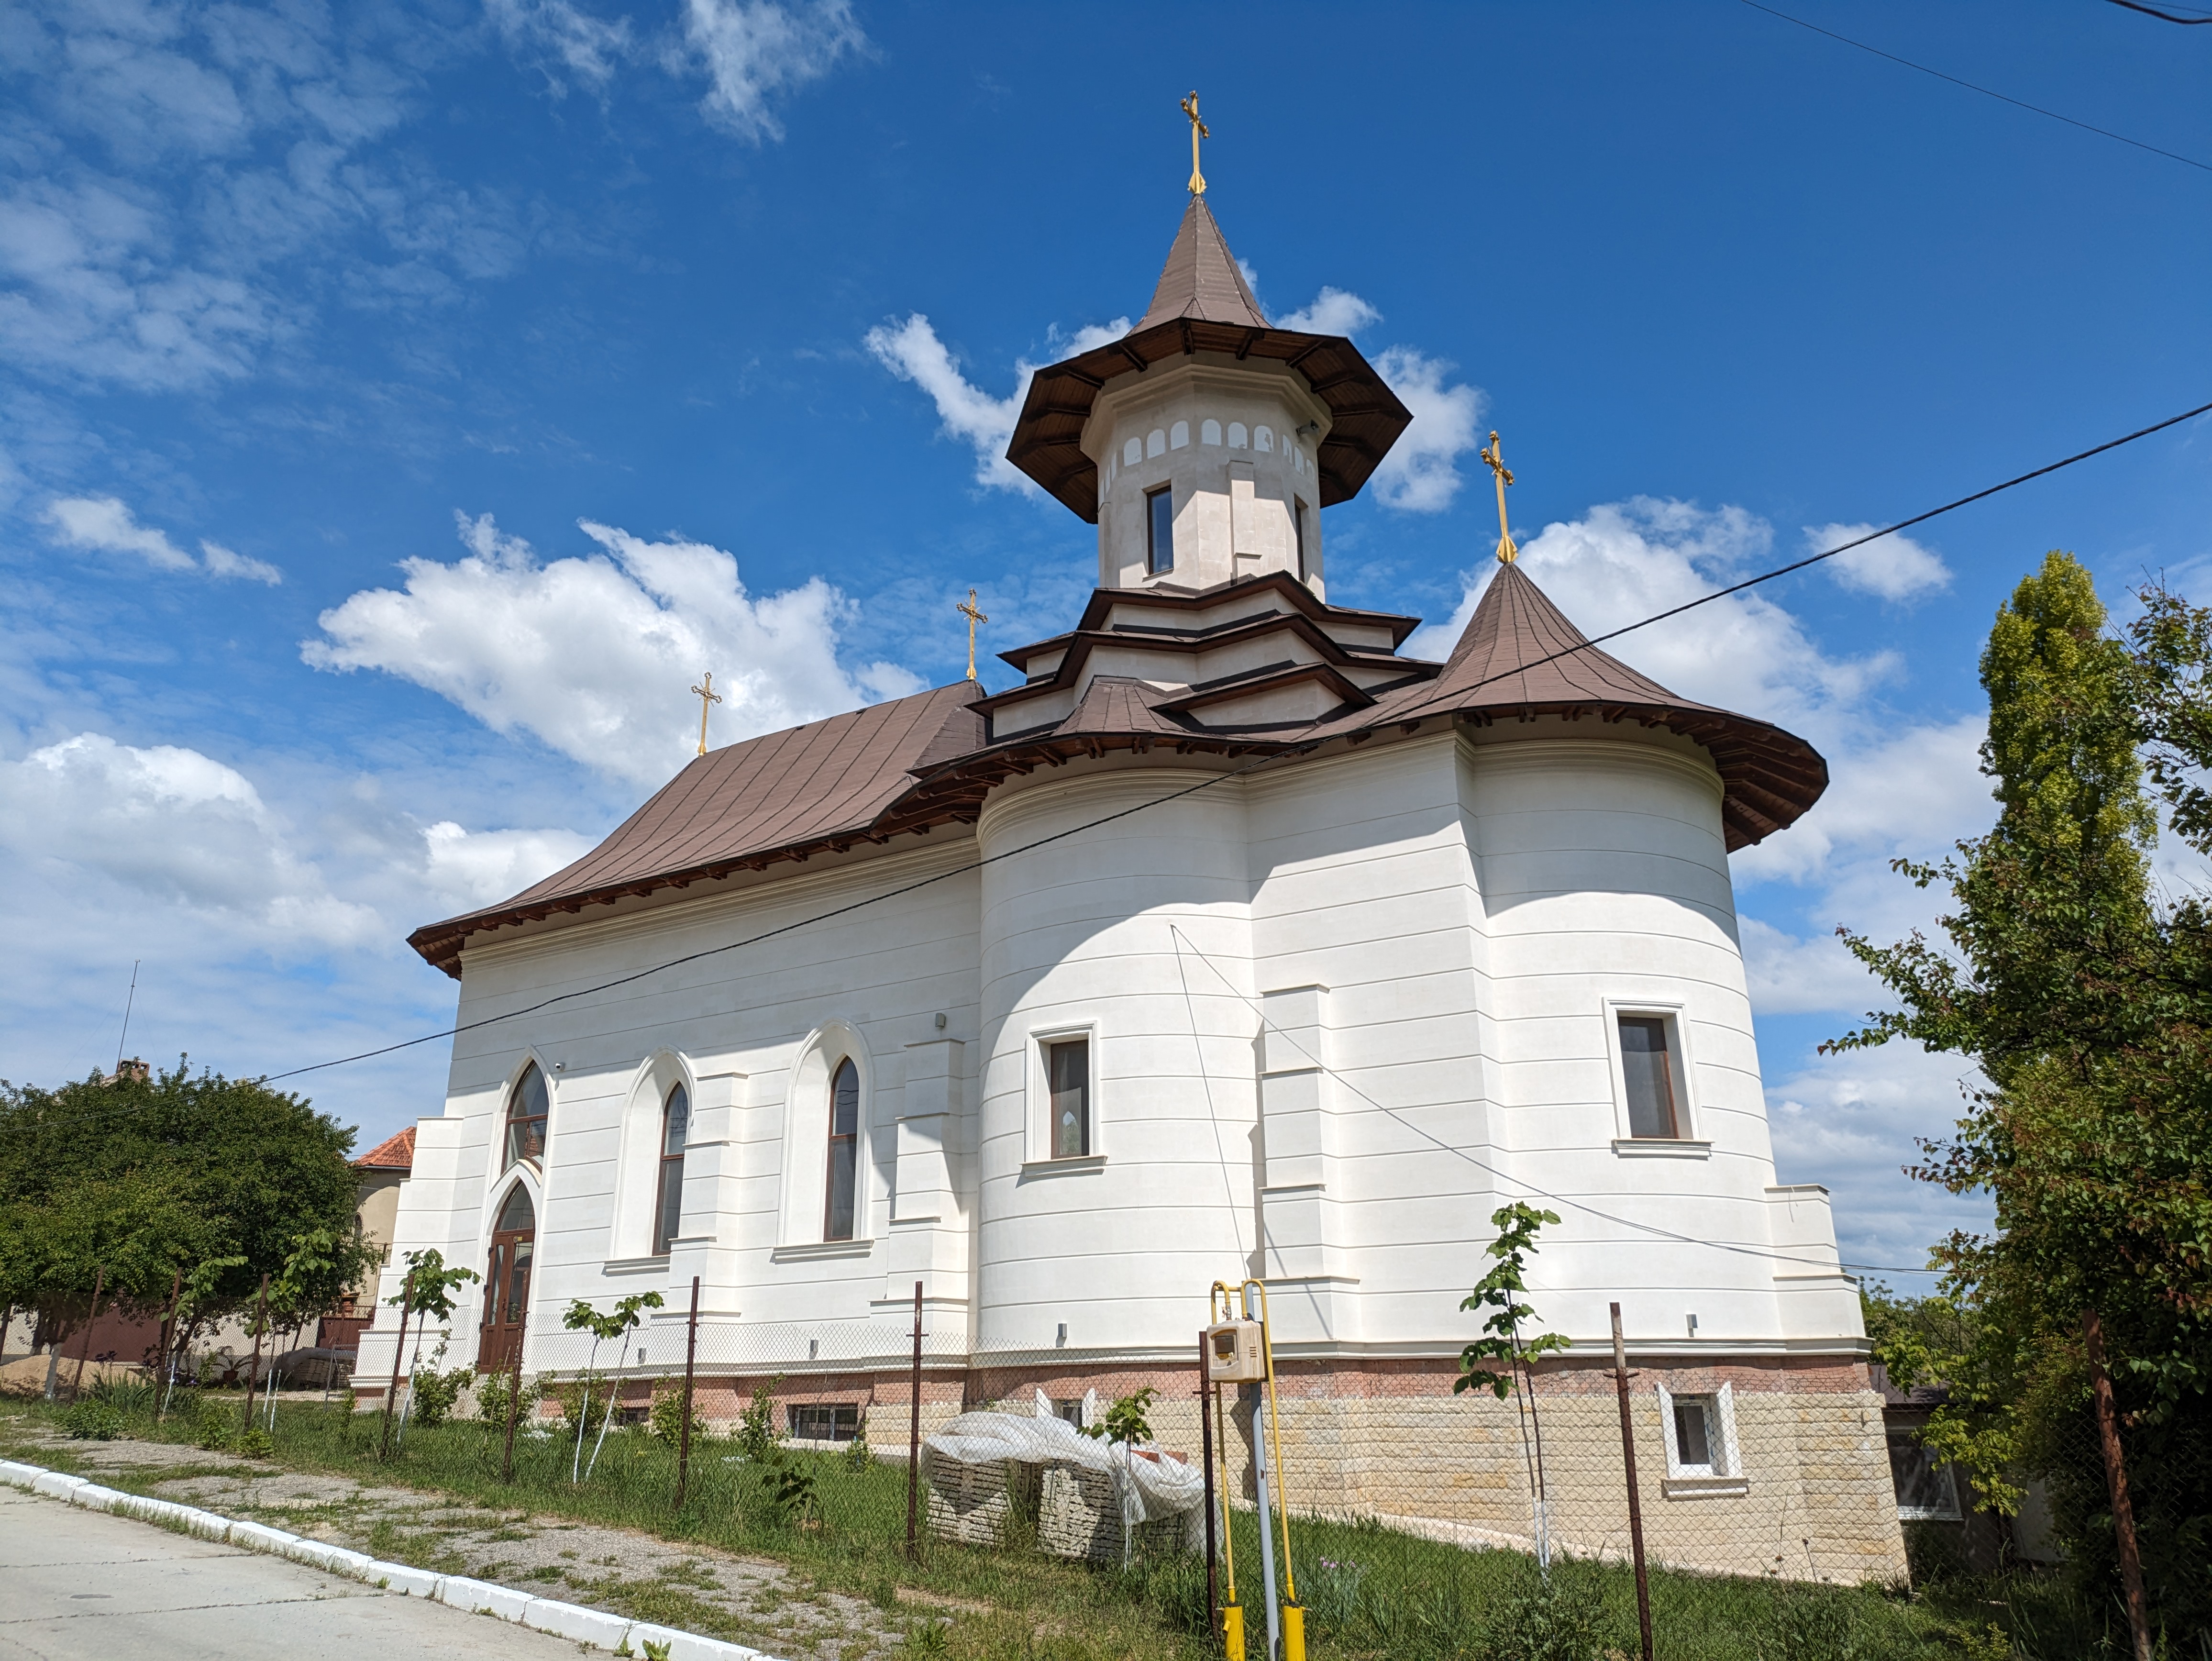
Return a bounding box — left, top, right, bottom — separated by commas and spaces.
2107, 0, 2212, 23
1166, 927, 1937, 1281
1740, 0, 2212, 174
258, 395, 2212, 1086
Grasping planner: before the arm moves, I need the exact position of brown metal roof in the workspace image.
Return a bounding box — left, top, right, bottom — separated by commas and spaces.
1005, 199, 1412, 521
405, 682, 979, 975
1134, 197, 1269, 331
406, 570, 1825, 977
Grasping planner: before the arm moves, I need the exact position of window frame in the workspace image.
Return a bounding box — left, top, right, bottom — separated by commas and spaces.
653, 1082, 690, 1256
1292, 496, 1310, 581
502, 1061, 550, 1173
1027, 1021, 1102, 1165
1145, 485, 1175, 576
787, 1402, 862, 1444
823, 1056, 862, 1242
1887, 1430, 1964, 1521
1603, 1000, 1699, 1144
1656, 1381, 1745, 1492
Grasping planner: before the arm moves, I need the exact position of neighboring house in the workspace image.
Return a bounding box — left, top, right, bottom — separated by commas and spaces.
1876, 1362, 2063, 1571
317, 1127, 415, 1358
357, 192, 1906, 1582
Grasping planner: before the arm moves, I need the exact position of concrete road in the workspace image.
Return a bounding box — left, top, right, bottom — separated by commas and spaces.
0, 1486, 589, 1660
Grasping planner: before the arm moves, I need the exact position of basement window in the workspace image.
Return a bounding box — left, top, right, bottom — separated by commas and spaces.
788, 1403, 861, 1443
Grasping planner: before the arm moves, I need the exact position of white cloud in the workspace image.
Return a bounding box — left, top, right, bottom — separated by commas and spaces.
0, 733, 377, 946
678, 0, 863, 142
1766, 1041, 1993, 1275
44, 495, 281, 583
863, 313, 1129, 492
1368, 347, 1484, 513
305, 511, 918, 787
1278, 286, 1381, 336
487, 0, 635, 93
1806, 521, 1951, 601
1739, 916, 1880, 1015
1733, 715, 1991, 888
420, 820, 595, 912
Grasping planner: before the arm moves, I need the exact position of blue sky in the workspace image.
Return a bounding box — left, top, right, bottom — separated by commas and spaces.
3, 0, 2208, 1280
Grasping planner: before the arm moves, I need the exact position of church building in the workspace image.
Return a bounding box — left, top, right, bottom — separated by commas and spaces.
359, 184, 1907, 1583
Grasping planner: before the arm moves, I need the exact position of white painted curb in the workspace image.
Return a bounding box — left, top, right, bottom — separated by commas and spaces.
0, 1458, 777, 1658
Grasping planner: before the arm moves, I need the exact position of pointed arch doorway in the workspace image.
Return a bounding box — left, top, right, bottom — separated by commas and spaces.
479, 1184, 535, 1374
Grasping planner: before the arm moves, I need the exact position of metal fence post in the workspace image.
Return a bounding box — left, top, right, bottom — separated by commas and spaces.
378, 1268, 414, 1462
1199, 1339, 1218, 1640
500, 1306, 527, 1484
153, 1269, 181, 1422
674, 1275, 701, 1511
68, 1265, 107, 1403
1610, 1303, 1654, 1661
238, 1273, 269, 1435
906, 1280, 923, 1561
2083, 1308, 2153, 1661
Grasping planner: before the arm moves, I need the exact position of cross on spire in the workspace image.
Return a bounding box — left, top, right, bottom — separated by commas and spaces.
1481, 431, 1519, 565
1181, 91, 1209, 198
690, 671, 722, 755
957, 587, 989, 683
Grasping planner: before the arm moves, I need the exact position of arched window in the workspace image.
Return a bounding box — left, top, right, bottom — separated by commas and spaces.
654, 1083, 690, 1254
824, 1058, 860, 1241
503, 1063, 548, 1171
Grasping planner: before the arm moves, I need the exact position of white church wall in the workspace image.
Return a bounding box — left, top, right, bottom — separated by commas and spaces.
973, 764, 1261, 1359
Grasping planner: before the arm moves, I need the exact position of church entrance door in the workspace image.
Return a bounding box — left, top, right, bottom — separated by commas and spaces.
479, 1184, 535, 1374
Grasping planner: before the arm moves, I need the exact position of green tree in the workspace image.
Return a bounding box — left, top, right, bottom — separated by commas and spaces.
562, 1291, 663, 1482
1833, 553, 2211, 1636
0, 1060, 363, 1366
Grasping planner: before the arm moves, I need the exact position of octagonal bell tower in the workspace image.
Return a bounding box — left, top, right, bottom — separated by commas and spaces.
1007, 193, 1412, 599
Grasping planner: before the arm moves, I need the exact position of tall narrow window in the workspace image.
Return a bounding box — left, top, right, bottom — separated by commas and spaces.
1047, 1038, 1090, 1159
654, 1083, 690, 1254
1292, 498, 1310, 581
503, 1063, 549, 1171
824, 1058, 860, 1241
1617, 1016, 1680, 1139
1146, 486, 1175, 576
1673, 1395, 1715, 1473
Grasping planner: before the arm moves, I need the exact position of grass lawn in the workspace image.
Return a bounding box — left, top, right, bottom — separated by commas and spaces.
0, 1390, 2138, 1660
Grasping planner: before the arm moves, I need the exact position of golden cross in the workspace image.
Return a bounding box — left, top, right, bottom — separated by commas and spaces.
1182, 91, 1209, 197
956, 587, 989, 683
690, 671, 722, 755
1481, 430, 1519, 565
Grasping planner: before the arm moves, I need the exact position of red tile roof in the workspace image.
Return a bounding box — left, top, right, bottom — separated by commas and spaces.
355, 1126, 415, 1171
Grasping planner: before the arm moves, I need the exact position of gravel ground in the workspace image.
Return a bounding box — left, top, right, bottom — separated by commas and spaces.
7, 1428, 918, 1661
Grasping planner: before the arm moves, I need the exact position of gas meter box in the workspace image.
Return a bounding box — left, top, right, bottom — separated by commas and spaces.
1205, 1319, 1267, 1384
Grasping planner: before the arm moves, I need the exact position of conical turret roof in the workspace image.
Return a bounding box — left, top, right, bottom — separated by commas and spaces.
1132, 197, 1270, 331
1006, 198, 1411, 521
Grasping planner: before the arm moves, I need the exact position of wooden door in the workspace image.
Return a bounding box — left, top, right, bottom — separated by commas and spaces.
478, 1185, 535, 1373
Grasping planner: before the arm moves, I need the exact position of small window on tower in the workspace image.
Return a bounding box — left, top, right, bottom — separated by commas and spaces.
1617, 1015, 1681, 1139
1146, 487, 1175, 576
1046, 1038, 1090, 1158
1293, 498, 1310, 581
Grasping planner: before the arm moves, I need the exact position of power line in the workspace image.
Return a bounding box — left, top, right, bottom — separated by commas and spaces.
1167, 926, 1934, 1281
1740, 0, 2212, 174
260, 394, 2212, 1086
2107, 0, 2212, 23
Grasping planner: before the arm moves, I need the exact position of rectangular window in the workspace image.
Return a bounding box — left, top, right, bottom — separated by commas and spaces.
1293, 498, 1309, 580
1673, 1396, 1714, 1472
1617, 1015, 1680, 1139
824, 1059, 860, 1242
1146, 486, 1175, 576
788, 1403, 861, 1442
1047, 1038, 1090, 1158
1888, 1433, 1962, 1520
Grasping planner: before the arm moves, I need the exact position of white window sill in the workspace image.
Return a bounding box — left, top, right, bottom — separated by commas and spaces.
601, 1255, 671, 1275
770, 1239, 876, 1262
1613, 1138, 1713, 1159
1661, 1475, 1750, 1499
1019, 1154, 1107, 1179
1898, 1506, 1962, 1523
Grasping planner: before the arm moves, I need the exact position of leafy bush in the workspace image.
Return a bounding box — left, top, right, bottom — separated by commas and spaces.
768, 1461, 816, 1521
648, 1381, 705, 1449
548, 1376, 612, 1438
407, 1366, 472, 1429
843, 1424, 872, 1472
731, 1376, 784, 1464
236, 1428, 275, 1459
60, 1399, 122, 1440
1084, 1385, 1159, 1445
1478, 1565, 1605, 1661
86, 1375, 154, 1416
194, 1400, 233, 1451
475, 1368, 542, 1431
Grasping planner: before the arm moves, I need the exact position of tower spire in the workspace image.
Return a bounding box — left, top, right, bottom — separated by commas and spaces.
1481, 431, 1518, 565
1181, 91, 1208, 197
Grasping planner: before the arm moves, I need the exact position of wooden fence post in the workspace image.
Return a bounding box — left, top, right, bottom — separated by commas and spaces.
1610, 1303, 1654, 1661
500, 1307, 528, 1484
674, 1276, 701, 1511
2082, 1308, 2153, 1661
906, 1280, 923, 1561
